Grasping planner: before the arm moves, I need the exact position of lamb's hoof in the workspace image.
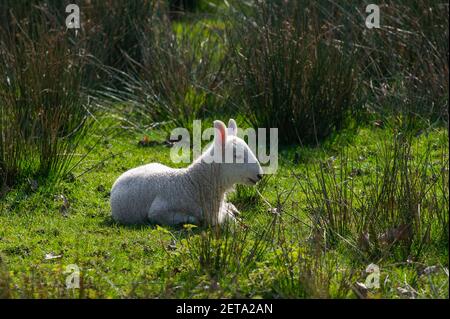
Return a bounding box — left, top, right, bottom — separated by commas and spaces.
225, 202, 241, 216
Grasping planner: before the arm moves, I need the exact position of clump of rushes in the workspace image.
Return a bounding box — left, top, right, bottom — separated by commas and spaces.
181, 215, 277, 280
227, 0, 357, 145
298, 125, 449, 261
353, 1, 449, 121
111, 13, 230, 132
0, 7, 91, 188
226, 0, 448, 144
0, 1, 160, 87
81, 0, 158, 80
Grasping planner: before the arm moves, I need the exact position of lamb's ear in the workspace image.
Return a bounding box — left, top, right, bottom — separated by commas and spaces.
228, 119, 238, 136
214, 120, 227, 148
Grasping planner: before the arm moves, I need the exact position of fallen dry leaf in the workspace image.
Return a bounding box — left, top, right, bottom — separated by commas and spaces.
421, 265, 439, 276
45, 253, 62, 260
358, 231, 370, 251
397, 286, 417, 299
57, 194, 70, 217
28, 178, 38, 192
353, 282, 368, 299
138, 135, 160, 147
373, 120, 384, 128
378, 223, 411, 246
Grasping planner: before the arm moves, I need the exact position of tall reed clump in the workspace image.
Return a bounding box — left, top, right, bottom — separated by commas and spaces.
269, 222, 354, 298
234, 182, 356, 298
0, 7, 91, 188
0, 1, 161, 87
182, 219, 276, 281
298, 126, 449, 262
352, 1, 449, 121
80, 0, 158, 82
226, 0, 357, 145
113, 14, 229, 132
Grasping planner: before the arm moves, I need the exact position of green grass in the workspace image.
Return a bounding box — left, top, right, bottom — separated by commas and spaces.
0, 119, 447, 298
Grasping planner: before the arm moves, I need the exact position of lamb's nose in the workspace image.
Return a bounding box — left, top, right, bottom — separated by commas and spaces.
257, 174, 263, 180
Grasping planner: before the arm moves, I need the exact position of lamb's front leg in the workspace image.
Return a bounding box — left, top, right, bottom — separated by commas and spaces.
225, 202, 240, 216
218, 201, 240, 224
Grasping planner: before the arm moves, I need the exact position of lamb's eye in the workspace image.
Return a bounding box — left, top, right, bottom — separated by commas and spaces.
234, 149, 245, 162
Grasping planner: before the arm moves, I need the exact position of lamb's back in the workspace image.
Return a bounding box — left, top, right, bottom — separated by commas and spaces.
110, 163, 179, 224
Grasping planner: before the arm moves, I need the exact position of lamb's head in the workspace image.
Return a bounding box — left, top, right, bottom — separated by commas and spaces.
210, 119, 263, 186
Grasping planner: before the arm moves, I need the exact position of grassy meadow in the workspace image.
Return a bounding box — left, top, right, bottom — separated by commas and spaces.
0, 1, 448, 299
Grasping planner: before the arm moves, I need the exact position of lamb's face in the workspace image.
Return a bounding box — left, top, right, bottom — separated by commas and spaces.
213, 119, 263, 186
224, 136, 263, 185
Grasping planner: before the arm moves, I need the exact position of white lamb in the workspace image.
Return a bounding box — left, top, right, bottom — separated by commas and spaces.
110, 119, 263, 226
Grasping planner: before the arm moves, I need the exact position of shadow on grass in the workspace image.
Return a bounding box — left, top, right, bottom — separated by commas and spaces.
99, 214, 208, 238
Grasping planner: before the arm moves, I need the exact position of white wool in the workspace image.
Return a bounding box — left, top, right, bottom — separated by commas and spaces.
110, 119, 263, 226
